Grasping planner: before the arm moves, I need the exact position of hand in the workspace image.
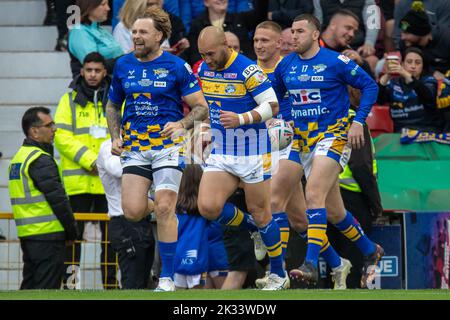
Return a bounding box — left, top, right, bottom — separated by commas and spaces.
342, 49, 363, 65
357, 44, 375, 58
161, 121, 185, 139
111, 138, 123, 156
348, 122, 365, 150
89, 161, 98, 176
219, 110, 240, 129
433, 70, 446, 81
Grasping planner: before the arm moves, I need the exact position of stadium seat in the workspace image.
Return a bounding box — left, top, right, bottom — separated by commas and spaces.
366, 105, 394, 138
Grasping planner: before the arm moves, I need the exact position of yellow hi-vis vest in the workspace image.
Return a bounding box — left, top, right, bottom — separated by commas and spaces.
339, 135, 378, 193
54, 91, 109, 195
8, 146, 64, 237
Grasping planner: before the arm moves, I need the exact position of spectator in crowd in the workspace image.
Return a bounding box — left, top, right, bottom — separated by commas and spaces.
320, 9, 375, 76
224, 31, 242, 53
9, 107, 78, 289
97, 139, 155, 289
186, 0, 269, 65
113, 0, 149, 52
44, 0, 57, 26
268, 0, 314, 29
394, 0, 450, 49
68, 0, 123, 78
54, 52, 117, 289
314, 0, 380, 73
54, 0, 75, 51
398, 1, 450, 75
378, 47, 442, 133
147, 0, 190, 57
174, 164, 210, 290
379, 0, 396, 53
280, 27, 294, 56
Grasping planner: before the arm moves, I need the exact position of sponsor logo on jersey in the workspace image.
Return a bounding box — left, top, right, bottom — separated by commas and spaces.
290, 89, 322, 105
138, 79, 153, 87
224, 72, 238, 79
205, 71, 215, 77
298, 74, 311, 82
154, 68, 169, 79
254, 71, 267, 83
289, 66, 297, 74
291, 106, 329, 118
350, 65, 359, 76
225, 84, 236, 94
154, 81, 167, 88
242, 64, 261, 78
338, 54, 351, 64
184, 62, 193, 74
124, 82, 130, 88
313, 64, 327, 74
311, 76, 324, 82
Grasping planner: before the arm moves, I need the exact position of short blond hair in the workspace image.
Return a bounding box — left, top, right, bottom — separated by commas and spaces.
119, 0, 148, 30
256, 20, 282, 34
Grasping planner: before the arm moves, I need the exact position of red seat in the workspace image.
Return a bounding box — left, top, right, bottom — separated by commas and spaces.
366, 105, 394, 138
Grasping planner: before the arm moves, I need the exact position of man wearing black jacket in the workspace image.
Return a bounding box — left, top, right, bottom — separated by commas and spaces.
185, 0, 269, 65
8, 107, 78, 289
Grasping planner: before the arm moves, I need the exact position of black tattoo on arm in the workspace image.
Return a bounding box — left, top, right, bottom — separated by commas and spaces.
180, 104, 209, 130
106, 100, 122, 140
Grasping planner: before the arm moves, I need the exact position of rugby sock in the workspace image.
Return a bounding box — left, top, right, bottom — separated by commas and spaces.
159, 241, 177, 279
273, 212, 289, 258
217, 202, 255, 231
334, 211, 376, 256
305, 208, 328, 266
299, 229, 341, 269
259, 218, 285, 277
320, 234, 342, 269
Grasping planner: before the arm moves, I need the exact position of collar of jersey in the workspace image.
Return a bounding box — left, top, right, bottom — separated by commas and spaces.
218, 49, 238, 71
257, 56, 283, 73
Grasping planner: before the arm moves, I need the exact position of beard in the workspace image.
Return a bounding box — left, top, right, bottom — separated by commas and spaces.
295, 39, 313, 55
134, 45, 153, 59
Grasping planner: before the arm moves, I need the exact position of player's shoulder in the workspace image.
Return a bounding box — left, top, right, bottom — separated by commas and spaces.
276, 52, 297, 70
116, 51, 137, 66
161, 51, 195, 75
320, 47, 353, 66
235, 53, 264, 80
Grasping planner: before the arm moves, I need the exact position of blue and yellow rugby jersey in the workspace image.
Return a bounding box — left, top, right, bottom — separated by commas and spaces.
108, 51, 201, 152
272, 47, 378, 153
198, 50, 273, 156
258, 57, 292, 122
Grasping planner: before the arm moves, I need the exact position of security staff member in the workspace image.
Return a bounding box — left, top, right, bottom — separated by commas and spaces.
54, 52, 116, 289
327, 107, 383, 288
9, 107, 78, 289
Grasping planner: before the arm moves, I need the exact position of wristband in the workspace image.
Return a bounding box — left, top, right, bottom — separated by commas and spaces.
238, 114, 245, 126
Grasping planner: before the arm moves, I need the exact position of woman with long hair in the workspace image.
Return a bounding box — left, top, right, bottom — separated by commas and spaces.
68, 0, 123, 78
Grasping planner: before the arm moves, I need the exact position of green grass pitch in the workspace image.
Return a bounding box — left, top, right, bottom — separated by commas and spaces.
1, 289, 449, 300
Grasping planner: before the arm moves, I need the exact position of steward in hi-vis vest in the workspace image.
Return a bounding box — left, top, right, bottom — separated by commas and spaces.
9, 107, 77, 289
54, 52, 117, 289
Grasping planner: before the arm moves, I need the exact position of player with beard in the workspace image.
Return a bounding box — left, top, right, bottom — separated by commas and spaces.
253, 21, 353, 290
106, 6, 209, 292
196, 26, 290, 290
271, 14, 383, 288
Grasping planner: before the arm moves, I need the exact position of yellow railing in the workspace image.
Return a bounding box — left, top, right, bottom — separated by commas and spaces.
0, 212, 120, 290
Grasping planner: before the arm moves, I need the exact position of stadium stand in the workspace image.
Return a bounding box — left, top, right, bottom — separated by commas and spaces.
0, 0, 111, 290
366, 105, 394, 138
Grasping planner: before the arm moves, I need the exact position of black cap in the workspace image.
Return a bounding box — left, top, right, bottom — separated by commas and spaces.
399, 1, 431, 36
